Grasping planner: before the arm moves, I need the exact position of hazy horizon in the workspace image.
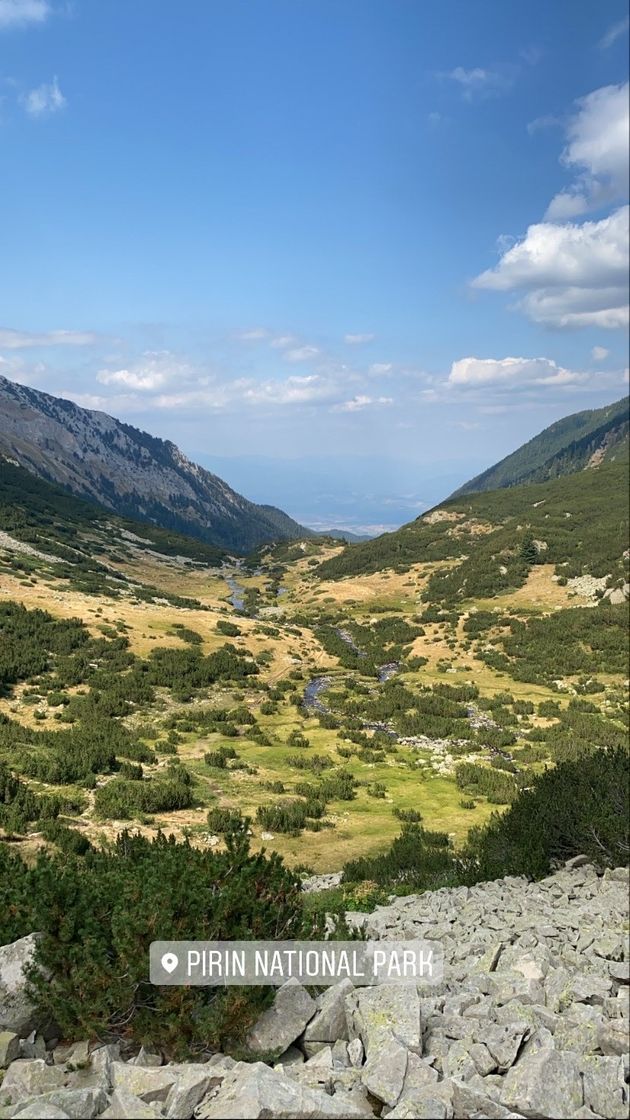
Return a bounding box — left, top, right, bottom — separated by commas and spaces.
1, 0, 628, 532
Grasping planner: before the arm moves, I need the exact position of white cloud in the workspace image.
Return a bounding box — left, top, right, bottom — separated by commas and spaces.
284, 345, 320, 362
472, 205, 629, 328
0, 328, 97, 348
270, 335, 295, 349
344, 333, 375, 344
22, 75, 66, 117
599, 15, 630, 49
545, 83, 629, 219
527, 114, 562, 135
0, 0, 49, 29
591, 346, 610, 361
335, 395, 393, 412
238, 328, 269, 341
369, 362, 393, 375
448, 356, 587, 389
97, 351, 194, 393
440, 66, 509, 101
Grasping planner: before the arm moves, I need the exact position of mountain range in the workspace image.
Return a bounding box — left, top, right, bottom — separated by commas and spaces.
0, 375, 309, 553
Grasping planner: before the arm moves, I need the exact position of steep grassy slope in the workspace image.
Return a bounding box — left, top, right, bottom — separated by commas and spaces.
452, 395, 628, 497
0, 374, 310, 552
317, 460, 629, 604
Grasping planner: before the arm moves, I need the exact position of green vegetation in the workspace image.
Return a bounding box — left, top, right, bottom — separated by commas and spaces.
0, 830, 316, 1057
341, 748, 629, 891
452, 395, 628, 497
318, 461, 629, 602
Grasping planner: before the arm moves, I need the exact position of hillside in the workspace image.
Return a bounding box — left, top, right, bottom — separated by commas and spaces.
452, 395, 629, 497
316, 459, 629, 599
0, 374, 310, 553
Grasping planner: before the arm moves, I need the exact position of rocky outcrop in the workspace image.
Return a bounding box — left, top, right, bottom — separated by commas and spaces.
0, 863, 628, 1119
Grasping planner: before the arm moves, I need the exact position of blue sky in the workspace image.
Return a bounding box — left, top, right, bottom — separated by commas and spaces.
1, 0, 628, 532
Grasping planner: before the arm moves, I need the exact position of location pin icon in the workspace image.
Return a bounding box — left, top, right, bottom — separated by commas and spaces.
161, 952, 179, 974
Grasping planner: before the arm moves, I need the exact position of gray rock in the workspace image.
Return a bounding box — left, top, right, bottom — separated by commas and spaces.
387, 1097, 450, 1119
10, 1088, 106, 1119
480, 1023, 529, 1071
132, 1047, 163, 1067
194, 1060, 372, 1118
1, 1059, 67, 1102
345, 984, 421, 1055
443, 1040, 477, 1082
330, 1040, 349, 1069
303, 980, 353, 1044
451, 1080, 523, 1120
399, 1052, 439, 1096
347, 1038, 364, 1068
100, 1088, 163, 1119
165, 1065, 224, 1120
246, 980, 317, 1056
597, 1019, 630, 1056
554, 1015, 600, 1053
0, 1033, 20, 1069
275, 1046, 305, 1069
11, 1105, 70, 1119
59, 1041, 90, 1069
609, 961, 630, 984
500, 1048, 583, 1118
109, 1061, 178, 1103
580, 1054, 628, 1120
0, 936, 46, 1037
360, 1030, 408, 1106
388, 1077, 456, 1119
565, 855, 591, 870
18, 1033, 45, 1061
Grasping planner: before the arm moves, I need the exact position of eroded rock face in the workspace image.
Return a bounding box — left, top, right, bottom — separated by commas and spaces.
0, 862, 628, 1120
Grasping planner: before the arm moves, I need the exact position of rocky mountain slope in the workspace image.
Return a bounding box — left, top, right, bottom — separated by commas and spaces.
0, 375, 309, 554
451, 395, 629, 498
0, 860, 627, 1119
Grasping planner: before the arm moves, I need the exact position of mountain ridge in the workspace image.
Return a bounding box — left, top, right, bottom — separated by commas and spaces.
0, 374, 311, 553
450, 395, 629, 498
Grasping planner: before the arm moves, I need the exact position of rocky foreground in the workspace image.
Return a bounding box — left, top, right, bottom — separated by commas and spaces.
0, 860, 628, 1119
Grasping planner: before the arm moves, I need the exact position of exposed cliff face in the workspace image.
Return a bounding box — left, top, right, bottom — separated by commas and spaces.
0, 375, 309, 553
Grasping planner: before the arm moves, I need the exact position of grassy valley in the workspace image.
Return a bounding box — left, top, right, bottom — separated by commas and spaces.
0, 452, 627, 883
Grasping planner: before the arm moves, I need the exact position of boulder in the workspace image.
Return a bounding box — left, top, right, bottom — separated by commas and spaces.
0, 1059, 67, 1102
100, 1088, 163, 1119
0, 1033, 20, 1070
165, 1064, 225, 1120
0, 937, 46, 1037
360, 1030, 408, 1106
580, 1054, 628, 1120
10, 1105, 70, 1119
345, 984, 421, 1055
500, 1048, 583, 1118
246, 980, 316, 1057
302, 980, 353, 1044
10, 1088, 107, 1119
194, 1060, 373, 1118
109, 1061, 178, 1103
